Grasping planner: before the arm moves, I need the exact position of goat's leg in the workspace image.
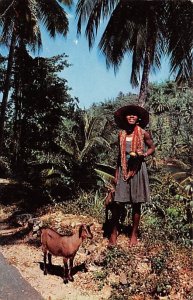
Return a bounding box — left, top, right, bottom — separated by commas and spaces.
63, 258, 68, 284
105, 206, 109, 223
43, 251, 47, 275
48, 253, 52, 266
68, 257, 74, 282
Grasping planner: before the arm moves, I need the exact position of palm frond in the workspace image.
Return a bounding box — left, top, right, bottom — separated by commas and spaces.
166, 2, 193, 83
85, 114, 105, 141
180, 176, 193, 187
0, 0, 14, 45
94, 168, 115, 186
172, 172, 191, 181
167, 159, 190, 171
149, 176, 163, 185
99, 1, 136, 69
92, 136, 111, 149
79, 136, 110, 161
82, 112, 98, 141
95, 163, 116, 176
58, 0, 73, 5
37, 0, 70, 37
76, 0, 118, 48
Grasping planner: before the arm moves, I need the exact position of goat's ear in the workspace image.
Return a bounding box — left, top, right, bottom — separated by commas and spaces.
79, 224, 83, 238
71, 222, 75, 228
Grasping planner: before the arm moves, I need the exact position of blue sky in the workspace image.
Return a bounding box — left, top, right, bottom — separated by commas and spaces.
1, 2, 171, 109
38, 4, 171, 108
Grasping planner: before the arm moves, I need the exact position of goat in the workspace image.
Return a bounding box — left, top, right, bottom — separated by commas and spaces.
105, 188, 126, 223
41, 224, 93, 283
105, 188, 115, 222
104, 188, 127, 237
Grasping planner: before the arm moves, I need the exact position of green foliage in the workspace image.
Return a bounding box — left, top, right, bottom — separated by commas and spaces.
51, 189, 106, 222
148, 82, 193, 162
94, 165, 115, 191
151, 252, 167, 275
0, 48, 79, 205
0, 156, 11, 177
4, 47, 77, 172
9, 49, 75, 158
76, 190, 105, 221
56, 109, 111, 191
92, 244, 183, 299
139, 170, 192, 248
155, 275, 172, 297
104, 247, 128, 269
26, 156, 73, 204
93, 270, 107, 280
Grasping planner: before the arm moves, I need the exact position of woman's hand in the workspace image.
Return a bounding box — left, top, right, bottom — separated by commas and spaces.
114, 168, 119, 185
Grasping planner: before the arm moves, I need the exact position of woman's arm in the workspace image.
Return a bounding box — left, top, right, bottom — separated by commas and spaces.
143, 131, 155, 157
114, 167, 119, 184
114, 133, 121, 184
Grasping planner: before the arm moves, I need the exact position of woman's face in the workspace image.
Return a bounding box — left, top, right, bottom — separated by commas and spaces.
126, 114, 138, 125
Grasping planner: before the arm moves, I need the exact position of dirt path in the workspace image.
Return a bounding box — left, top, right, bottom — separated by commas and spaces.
0, 244, 106, 300
1, 204, 193, 300
0, 209, 111, 300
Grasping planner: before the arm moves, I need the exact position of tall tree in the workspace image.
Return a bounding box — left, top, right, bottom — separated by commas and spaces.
76, 0, 193, 107
0, 0, 72, 153
9, 51, 75, 169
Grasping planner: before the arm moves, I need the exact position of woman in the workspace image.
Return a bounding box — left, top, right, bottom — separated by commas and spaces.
108, 104, 155, 247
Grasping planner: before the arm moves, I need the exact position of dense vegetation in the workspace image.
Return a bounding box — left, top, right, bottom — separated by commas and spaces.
0, 1, 193, 298
0, 45, 192, 237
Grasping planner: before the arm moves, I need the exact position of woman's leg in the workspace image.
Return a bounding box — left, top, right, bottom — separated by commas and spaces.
108, 203, 121, 247
129, 203, 141, 246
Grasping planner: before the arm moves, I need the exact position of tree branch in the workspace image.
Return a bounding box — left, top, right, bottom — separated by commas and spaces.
0, 0, 15, 18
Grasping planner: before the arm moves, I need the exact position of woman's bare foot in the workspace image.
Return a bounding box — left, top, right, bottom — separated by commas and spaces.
108, 230, 117, 249
107, 241, 116, 249
129, 234, 138, 247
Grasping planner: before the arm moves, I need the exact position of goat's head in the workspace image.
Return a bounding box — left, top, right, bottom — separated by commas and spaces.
79, 224, 93, 240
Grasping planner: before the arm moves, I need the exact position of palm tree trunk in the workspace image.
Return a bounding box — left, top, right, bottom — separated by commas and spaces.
0, 31, 16, 153
12, 82, 22, 171
138, 49, 151, 107
11, 43, 26, 171
138, 21, 153, 107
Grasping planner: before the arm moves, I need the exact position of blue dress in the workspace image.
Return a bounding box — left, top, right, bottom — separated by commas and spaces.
114, 140, 150, 204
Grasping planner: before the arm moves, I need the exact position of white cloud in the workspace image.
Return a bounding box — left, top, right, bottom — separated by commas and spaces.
73, 39, 78, 45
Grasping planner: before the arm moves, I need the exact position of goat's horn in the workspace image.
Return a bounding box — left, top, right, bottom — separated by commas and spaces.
71, 222, 81, 227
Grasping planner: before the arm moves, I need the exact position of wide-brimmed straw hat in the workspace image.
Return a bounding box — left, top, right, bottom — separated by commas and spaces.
114, 104, 149, 129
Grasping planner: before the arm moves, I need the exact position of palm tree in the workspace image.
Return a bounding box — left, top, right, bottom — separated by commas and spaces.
165, 1, 193, 84
59, 110, 110, 162
0, 0, 72, 153
169, 159, 193, 241
76, 0, 193, 107
57, 110, 111, 189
